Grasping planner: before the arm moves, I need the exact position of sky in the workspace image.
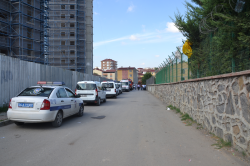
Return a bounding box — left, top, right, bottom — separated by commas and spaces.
93, 0, 191, 69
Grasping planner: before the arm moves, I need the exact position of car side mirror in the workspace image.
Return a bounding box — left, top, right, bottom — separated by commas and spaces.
75, 94, 81, 98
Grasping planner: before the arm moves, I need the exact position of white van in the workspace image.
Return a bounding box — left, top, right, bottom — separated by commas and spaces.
75, 81, 106, 106
101, 81, 117, 98
120, 80, 130, 92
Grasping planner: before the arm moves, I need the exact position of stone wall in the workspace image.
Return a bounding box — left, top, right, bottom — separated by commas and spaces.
148, 72, 250, 155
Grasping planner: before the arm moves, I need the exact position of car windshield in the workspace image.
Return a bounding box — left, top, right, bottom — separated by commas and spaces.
18, 87, 54, 97
122, 82, 128, 85
77, 83, 96, 90
102, 83, 114, 88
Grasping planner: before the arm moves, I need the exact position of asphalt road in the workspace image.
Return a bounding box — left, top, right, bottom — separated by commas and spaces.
0, 90, 247, 166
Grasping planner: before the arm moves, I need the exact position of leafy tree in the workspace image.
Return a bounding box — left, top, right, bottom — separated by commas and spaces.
142, 72, 152, 85
171, 0, 250, 78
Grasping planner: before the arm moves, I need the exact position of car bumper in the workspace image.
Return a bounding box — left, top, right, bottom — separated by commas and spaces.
106, 94, 116, 97
7, 109, 57, 123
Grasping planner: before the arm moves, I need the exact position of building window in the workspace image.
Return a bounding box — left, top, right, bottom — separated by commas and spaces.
61, 14, 65, 18
27, 0, 32, 5
70, 23, 74, 27
27, 44, 32, 56
61, 50, 66, 55
27, 10, 33, 22
61, 41, 65, 45
129, 74, 132, 77
61, 32, 65, 36
70, 60, 75, 64
61, 23, 65, 27
70, 50, 75, 54
70, 5, 75, 9
70, 14, 74, 18
70, 41, 75, 45
70, 32, 75, 36
27, 28, 32, 38
61, 60, 65, 64
61, 5, 65, 9
129, 70, 132, 72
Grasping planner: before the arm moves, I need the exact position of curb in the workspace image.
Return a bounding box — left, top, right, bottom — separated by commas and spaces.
0, 119, 13, 127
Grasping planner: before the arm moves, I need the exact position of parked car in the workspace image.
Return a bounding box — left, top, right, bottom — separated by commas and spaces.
101, 81, 117, 98
75, 81, 106, 106
7, 81, 84, 127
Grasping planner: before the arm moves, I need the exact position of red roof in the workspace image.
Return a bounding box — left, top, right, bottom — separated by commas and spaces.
101, 59, 117, 62
103, 69, 116, 73
138, 73, 144, 75
93, 68, 103, 71
117, 67, 135, 70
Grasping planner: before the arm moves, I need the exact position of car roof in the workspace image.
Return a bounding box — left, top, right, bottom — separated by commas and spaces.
30, 85, 69, 89
77, 81, 99, 83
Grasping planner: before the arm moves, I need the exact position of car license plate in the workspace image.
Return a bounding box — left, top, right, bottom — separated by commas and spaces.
18, 103, 33, 108
81, 95, 87, 97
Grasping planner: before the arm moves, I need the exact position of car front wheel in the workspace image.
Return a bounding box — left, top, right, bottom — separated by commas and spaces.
52, 111, 63, 127
77, 105, 84, 117
96, 98, 101, 106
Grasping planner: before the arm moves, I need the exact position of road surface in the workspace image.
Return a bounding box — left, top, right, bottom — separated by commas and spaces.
0, 90, 247, 166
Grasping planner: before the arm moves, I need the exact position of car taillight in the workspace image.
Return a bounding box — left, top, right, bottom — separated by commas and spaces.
8, 99, 12, 109
75, 89, 77, 95
115, 89, 116, 92
40, 99, 50, 110
95, 88, 98, 96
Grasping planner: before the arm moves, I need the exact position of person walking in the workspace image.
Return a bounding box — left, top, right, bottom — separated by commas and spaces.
137, 84, 140, 91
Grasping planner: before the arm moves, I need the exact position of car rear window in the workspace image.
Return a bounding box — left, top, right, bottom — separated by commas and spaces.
77, 83, 96, 90
122, 82, 128, 85
102, 83, 114, 88
18, 87, 54, 97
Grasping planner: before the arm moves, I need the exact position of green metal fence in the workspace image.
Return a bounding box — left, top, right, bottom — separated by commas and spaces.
156, 48, 190, 84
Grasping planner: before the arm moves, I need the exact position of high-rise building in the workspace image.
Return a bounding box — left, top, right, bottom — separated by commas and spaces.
48, 0, 93, 74
101, 59, 117, 70
0, 0, 48, 63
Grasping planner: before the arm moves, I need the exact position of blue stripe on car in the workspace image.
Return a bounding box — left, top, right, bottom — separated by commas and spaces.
50, 105, 71, 111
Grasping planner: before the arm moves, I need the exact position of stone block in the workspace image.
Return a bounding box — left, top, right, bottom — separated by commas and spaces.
240, 93, 250, 123
233, 125, 240, 135
226, 122, 231, 131
239, 136, 245, 144
216, 103, 225, 113
218, 85, 225, 92
232, 81, 239, 94
225, 92, 235, 115
212, 116, 216, 124
225, 134, 232, 143
217, 127, 223, 138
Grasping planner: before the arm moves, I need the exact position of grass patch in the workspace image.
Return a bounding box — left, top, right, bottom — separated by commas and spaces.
0, 106, 8, 113
211, 138, 232, 149
242, 151, 246, 157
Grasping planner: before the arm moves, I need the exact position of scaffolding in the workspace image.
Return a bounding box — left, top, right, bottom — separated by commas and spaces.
0, 0, 49, 64
48, 0, 86, 73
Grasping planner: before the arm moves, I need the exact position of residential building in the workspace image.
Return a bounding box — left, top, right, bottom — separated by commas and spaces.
0, 0, 49, 63
137, 67, 156, 82
101, 59, 117, 70
93, 67, 103, 77
48, 0, 93, 74
117, 67, 138, 83
102, 70, 116, 80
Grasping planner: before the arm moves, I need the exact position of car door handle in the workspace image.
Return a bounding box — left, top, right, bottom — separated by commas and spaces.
61, 100, 64, 102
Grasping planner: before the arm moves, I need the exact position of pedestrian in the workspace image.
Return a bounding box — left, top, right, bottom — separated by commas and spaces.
137, 84, 140, 91
141, 85, 143, 90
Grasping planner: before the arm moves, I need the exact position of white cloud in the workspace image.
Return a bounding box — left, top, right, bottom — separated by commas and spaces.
166, 22, 179, 33
155, 55, 160, 58
127, 4, 135, 12
141, 62, 145, 65
94, 12, 99, 15
129, 35, 139, 41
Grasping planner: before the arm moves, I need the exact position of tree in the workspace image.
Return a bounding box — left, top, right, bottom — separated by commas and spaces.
141, 72, 152, 85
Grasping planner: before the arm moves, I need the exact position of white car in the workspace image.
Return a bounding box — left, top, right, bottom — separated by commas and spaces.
7, 81, 84, 127
101, 81, 117, 98
75, 81, 106, 106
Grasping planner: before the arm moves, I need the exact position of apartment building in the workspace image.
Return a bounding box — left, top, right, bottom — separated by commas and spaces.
103, 70, 116, 80
117, 67, 138, 83
101, 59, 117, 70
0, 0, 48, 63
93, 67, 103, 77
48, 0, 93, 74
